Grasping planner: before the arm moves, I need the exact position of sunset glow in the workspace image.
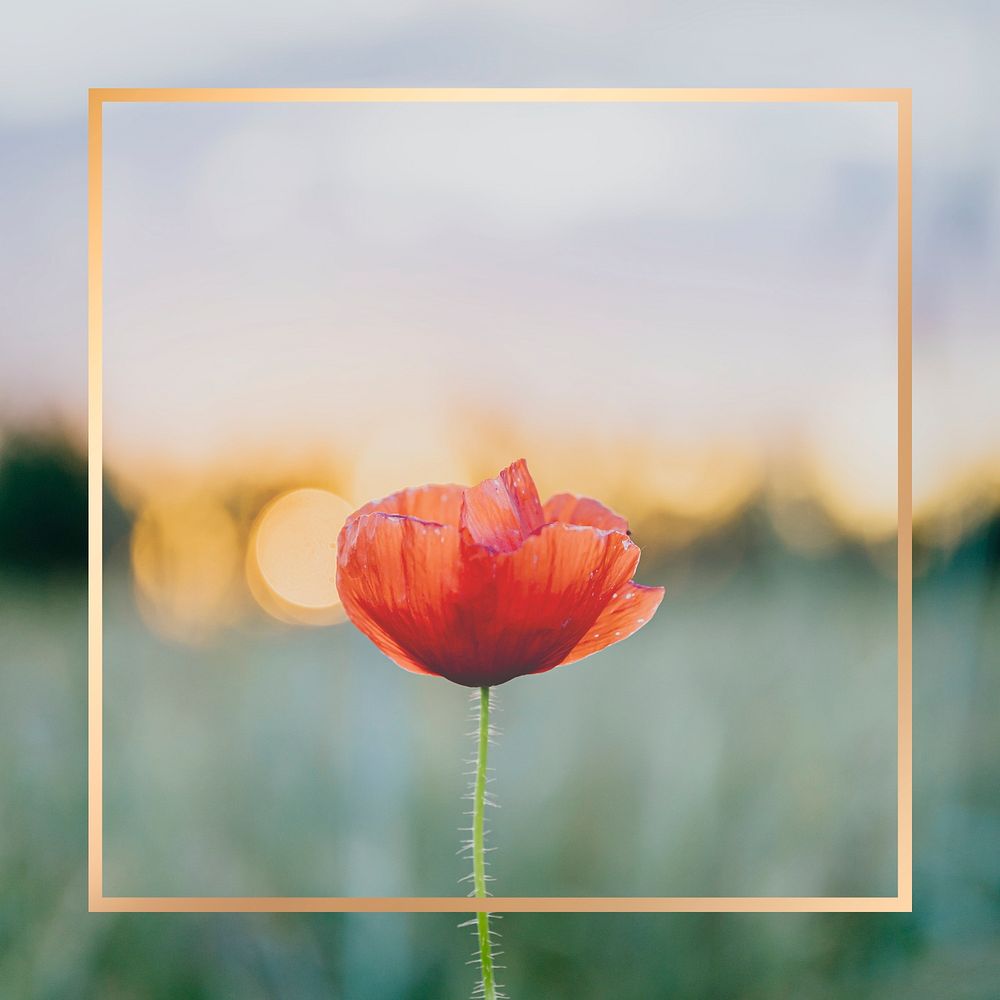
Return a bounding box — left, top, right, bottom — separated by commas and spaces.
247, 488, 354, 625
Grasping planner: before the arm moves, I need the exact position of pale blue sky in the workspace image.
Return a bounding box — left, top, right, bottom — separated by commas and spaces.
1, 1, 998, 517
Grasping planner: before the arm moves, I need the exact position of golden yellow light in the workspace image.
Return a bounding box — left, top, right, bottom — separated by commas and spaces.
803, 374, 898, 540
131, 497, 241, 643
349, 419, 470, 508
641, 442, 762, 524
247, 488, 355, 626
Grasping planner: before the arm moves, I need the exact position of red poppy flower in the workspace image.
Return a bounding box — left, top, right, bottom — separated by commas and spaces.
336, 459, 664, 687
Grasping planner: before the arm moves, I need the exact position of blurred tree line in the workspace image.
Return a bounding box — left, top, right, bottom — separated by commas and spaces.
0, 430, 129, 577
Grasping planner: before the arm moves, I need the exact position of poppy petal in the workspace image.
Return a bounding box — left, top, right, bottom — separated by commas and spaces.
543, 493, 630, 533
556, 581, 664, 667
347, 483, 465, 528
453, 522, 640, 685
336, 512, 462, 676
336, 462, 665, 688
461, 458, 545, 552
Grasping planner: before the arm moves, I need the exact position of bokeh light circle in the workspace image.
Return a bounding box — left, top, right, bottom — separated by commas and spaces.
248, 488, 354, 625
131, 497, 241, 643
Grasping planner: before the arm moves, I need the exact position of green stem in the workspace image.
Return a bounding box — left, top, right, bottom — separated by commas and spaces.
473, 686, 497, 1000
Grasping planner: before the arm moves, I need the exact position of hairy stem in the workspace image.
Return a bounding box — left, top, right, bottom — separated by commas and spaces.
473, 686, 496, 1000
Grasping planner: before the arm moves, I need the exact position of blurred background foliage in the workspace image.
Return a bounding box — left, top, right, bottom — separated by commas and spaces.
0, 432, 87, 573
0, 431, 998, 996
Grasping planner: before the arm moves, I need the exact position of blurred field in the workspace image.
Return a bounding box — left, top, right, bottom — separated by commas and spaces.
100, 547, 897, 900
1, 437, 999, 997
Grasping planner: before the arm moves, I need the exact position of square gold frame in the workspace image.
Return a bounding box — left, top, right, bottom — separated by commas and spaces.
88, 87, 912, 914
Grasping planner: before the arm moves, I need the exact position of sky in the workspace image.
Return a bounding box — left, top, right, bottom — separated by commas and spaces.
1, 1, 999, 531
97, 100, 895, 512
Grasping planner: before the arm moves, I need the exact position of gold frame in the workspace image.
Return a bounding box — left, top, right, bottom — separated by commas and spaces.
88, 87, 912, 913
